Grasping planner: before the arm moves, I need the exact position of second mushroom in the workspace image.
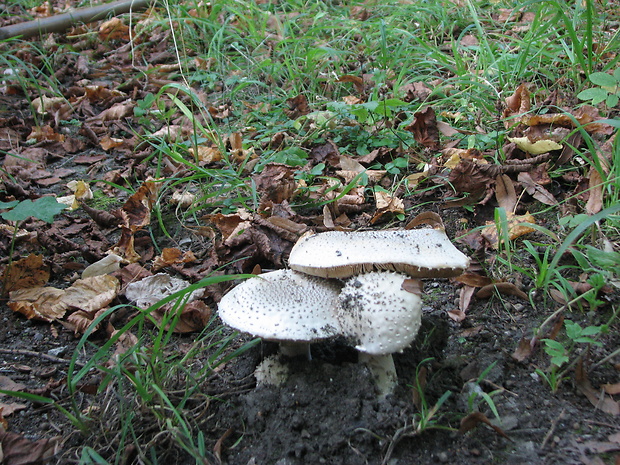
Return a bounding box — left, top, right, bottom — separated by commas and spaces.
218, 226, 470, 396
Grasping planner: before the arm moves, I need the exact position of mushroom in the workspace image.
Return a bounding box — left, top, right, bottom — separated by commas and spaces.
288, 228, 470, 279
218, 269, 343, 359
337, 271, 423, 396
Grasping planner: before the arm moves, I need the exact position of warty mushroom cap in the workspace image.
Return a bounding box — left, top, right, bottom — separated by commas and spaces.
337, 271, 423, 355
217, 269, 343, 342
288, 228, 470, 279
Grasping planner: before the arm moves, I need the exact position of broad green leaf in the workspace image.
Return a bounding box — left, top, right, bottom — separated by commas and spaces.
0, 200, 19, 209
606, 94, 619, 107
1, 196, 66, 223
577, 87, 608, 102
614, 67, 620, 81
589, 72, 618, 88
586, 246, 620, 272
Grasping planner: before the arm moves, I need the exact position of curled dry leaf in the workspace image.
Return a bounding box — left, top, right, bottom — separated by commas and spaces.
62, 275, 120, 312
517, 172, 558, 206
370, 191, 404, 224
459, 411, 511, 439
152, 248, 197, 271
575, 359, 620, 416
8, 287, 67, 322
1, 253, 49, 296
82, 254, 123, 279
404, 106, 440, 150
0, 431, 60, 465
124, 273, 204, 309
481, 212, 536, 249
476, 282, 529, 301
151, 300, 212, 333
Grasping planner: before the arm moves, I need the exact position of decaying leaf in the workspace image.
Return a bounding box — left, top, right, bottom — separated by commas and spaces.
404, 106, 440, 150
517, 172, 558, 206
0, 431, 60, 465
511, 337, 534, 362
152, 248, 197, 271
62, 275, 120, 312
502, 83, 531, 126
1, 254, 49, 296
476, 282, 528, 300
459, 411, 510, 439
82, 254, 123, 279
575, 359, 620, 416
150, 299, 212, 333
8, 287, 67, 322
370, 191, 404, 224
481, 212, 536, 248
508, 136, 563, 155
124, 273, 204, 309
117, 178, 161, 232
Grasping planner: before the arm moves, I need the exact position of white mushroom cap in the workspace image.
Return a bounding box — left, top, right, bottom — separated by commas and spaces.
337, 271, 423, 355
217, 269, 342, 342
288, 228, 470, 279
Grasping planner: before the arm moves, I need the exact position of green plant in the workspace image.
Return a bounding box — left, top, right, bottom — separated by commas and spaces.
577, 69, 620, 108
537, 319, 607, 392
465, 361, 502, 422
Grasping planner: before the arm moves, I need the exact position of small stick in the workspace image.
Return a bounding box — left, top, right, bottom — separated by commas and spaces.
0, 0, 150, 40
0, 347, 85, 368
540, 407, 565, 449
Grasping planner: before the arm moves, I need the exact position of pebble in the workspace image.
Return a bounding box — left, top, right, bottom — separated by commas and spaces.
47, 346, 67, 357
437, 451, 449, 463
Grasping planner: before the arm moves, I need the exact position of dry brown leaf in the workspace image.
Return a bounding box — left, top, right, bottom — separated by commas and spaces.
8, 287, 67, 322
151, 300, 212, 333
284, 94, 310, 119
401, 81, 432, 102
0, 431, 60, 465
575, 359, 620, 416
481, 211, 536, 248
370, 191, 404, 224
459, 285, 476, 315
189, 145, 222, 164
404, 106, 440, 150
0, 402, 26, 417
511, 337, 534, 362
62, 275, 120, 312
603, 382, 620, 395
503, 83, 531, 127
455, 273, 493, 288
476, 282, 528, 300
448, 308, 468, 322
459, 411, 510, 439
586, 167, 604, 215
495, 175, 517, 212
82, 254, 123, 279
124, 273, 204, 309
152, 248, 197, 271
99, 17, 130, 41
1, 254, 49, 296
518, 172, 558, 205
117, 178, 161, 231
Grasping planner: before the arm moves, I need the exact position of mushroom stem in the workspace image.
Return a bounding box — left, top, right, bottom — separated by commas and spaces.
359, 353, 398, 397
280, 341, 312, 360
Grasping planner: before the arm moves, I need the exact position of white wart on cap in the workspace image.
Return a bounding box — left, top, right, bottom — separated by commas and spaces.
218, 269, 342, 343
288, 229, 470, 279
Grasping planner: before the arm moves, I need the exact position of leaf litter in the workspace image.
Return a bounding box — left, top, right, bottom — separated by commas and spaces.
0, 0, 619, 464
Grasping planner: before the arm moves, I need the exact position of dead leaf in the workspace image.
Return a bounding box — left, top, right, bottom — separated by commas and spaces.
82, 254, 123, 279
476, 282, 528, 300
459, 411, 510, 439
586, 167, 603, 215
151, 300, 212, 333
495, 175, 517, 212
0, 431, 60, 465
1, 254, 49, 296
62, 275, 120, 312
284, 94, 310, 119
370, 191, 404, 224
152, 248, 197, 271
481, 211, 536, 248
517, 172, 558, 206
502, 83, 531, 126
99, 17, 130, 41
404, 106, 440, 150
459, 285, 476, 315
511, 337, 534, 362
66, 308, 108, 335
124, 273, 204, 309
575, 359, 620, 415
603, 382, 620, 395
8, 287, 67, 322
508, 136, 563, 155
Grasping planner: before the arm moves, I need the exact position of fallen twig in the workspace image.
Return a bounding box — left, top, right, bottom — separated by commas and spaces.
0, 347, 85, 368
0, 0, 150, 40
